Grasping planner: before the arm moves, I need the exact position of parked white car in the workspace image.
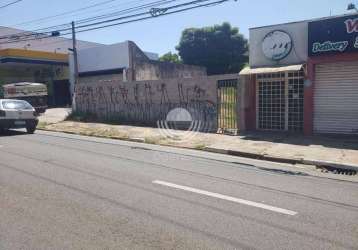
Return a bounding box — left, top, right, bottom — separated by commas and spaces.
0, 99, 38, 134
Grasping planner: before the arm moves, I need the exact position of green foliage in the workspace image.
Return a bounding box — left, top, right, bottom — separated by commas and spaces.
176, 22, 249, 75
159, 52, 182, 63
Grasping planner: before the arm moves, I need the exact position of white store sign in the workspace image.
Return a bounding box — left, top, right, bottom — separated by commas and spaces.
249, 21, 308, 68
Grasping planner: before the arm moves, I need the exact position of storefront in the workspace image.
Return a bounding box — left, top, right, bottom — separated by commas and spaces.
306, 14, 358, 135
240, 21, 308, 133
0, 49, 71, 107
240, 14, 358, 135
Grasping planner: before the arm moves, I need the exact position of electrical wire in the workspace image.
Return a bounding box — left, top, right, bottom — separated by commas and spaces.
0, 0, 23, 9
25, 0, 145, 27
0, 0, 176, 40
2, 0, 227, 43
0, 0, 232, 45
76, 0, 229, 33
74, 0, 209, 30
28, 39, 90, 52
24, 37, 71, 49
76, 0, 177, 24
9, 0, 119, 26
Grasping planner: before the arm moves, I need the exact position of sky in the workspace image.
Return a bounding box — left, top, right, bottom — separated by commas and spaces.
0, 0, 356, 55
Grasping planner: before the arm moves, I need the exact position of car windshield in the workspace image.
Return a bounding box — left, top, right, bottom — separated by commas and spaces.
2, 100, 33, 110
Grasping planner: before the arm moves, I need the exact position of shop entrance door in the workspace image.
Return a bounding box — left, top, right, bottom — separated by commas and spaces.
257, 73, 286, 130
256, 70, 304, 132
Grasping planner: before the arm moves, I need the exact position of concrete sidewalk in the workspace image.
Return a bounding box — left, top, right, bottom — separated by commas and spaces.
38, 108, 71, 124
38, 121, 358, 173
206, 132, 358, 171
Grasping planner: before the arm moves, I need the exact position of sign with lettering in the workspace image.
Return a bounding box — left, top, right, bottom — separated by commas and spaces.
308, 14, 358, 56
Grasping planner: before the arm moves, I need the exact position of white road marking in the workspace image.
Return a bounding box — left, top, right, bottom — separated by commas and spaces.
153, 180, 298, 216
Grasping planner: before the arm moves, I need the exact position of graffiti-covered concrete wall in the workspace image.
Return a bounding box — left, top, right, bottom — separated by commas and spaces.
75, 74, 238, 131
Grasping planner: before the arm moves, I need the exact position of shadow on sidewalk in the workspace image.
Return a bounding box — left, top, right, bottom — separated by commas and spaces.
239, 131, 358, 151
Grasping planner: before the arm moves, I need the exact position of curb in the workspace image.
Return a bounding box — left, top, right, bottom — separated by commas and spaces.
302, 160, 358, 171
38, 128, 358, 173
205, 147, 358, 172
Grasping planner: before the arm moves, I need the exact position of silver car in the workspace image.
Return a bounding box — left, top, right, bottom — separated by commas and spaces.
0, 99, 39, 134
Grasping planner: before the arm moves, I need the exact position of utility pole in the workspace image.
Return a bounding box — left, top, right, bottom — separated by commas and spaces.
71, 21, 79, 86
71, 21, 79, 110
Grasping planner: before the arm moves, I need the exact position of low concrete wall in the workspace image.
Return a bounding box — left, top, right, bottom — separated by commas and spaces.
75, 74, 239, 131
78, 73, 124, 85
134, 60, 207, 81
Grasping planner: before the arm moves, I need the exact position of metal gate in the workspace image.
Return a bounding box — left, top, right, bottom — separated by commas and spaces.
256, 70, 304, 131
314, 61, 358, 134
257, 74, 286, 130
217, 79, 239, 135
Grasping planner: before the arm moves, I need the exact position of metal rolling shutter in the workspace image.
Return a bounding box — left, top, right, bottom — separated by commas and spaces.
314, 61, 358, 134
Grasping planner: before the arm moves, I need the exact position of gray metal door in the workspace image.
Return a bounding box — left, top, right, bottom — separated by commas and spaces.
314, 61, 358, 134
217, 79, 239, 135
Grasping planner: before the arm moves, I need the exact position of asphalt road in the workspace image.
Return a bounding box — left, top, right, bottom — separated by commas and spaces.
0, 130, 358, 250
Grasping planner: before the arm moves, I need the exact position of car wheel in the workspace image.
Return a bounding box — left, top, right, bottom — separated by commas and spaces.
26, 126, 36, 134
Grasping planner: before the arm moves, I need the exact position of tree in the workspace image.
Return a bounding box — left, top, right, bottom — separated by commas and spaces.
159, 52, 182, 63
176, 22, 248, 75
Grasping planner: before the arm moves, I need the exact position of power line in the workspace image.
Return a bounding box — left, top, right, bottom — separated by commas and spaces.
0, 0, 176, 40
1, 0, 144, 32
9, 0, 119, 26
0, 0, 232, 45
75, 0, 230, 34
76, 0, 177, 25
0, 0, 23, 9
2, 0, 224, 44
24, 0, 146, 27
53, 0, 231, 36
72, 0, 209, 30
22, 36, 72, 49
2, 0, 229, 43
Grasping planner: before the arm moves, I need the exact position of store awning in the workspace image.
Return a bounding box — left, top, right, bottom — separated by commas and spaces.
239, 64, 304, 75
